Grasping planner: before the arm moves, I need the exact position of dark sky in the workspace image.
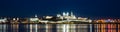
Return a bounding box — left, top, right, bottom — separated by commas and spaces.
0, 0, 120, 18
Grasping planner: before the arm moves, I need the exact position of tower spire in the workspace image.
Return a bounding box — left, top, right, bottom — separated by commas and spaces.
66, 12, 69, 16
71, 11, 73, 16
35, 14, 37, 17
63, 12, 66, 16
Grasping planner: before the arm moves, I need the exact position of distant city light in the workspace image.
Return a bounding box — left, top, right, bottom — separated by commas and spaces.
30, 18, 39, 21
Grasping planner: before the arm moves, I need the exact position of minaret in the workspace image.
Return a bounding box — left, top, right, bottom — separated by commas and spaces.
35, 14, 38, 17
66, 12, 69, 16
71, 11, 73, 16
63, 12, 66, 16
70, 11, 76, 19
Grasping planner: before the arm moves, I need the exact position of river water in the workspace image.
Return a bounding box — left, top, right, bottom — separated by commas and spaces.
0, 24, 119, 32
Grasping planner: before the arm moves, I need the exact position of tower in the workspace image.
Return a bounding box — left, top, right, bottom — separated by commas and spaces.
66, 12, 69, 16
57, 14, 61, 17
35, 14, 38, 17
63, 12, 66, 16
71, 11, 74, 16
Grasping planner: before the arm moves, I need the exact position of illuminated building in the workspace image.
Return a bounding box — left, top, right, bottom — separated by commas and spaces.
30, 18, 39, 21
29, 14, 40, 23
55, 12, 92, 32
56, 12, 92, 22
31, 12, 92, 32
0, 18, 7, 23
57, 12, 77, 19
94, 19, 118, 32
45, 16, 53, 19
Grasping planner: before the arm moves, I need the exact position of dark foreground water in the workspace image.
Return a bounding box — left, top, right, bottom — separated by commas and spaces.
0, 24, 120, 32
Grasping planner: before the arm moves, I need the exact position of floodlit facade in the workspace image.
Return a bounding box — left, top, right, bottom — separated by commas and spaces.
30, 14, 39, 21
56, 12, 92, 22
0, 18, 7, 23
57, 12, 77, 19
30, 18, 39, 21
38, 12, 93, 32
94, 19, 119, 32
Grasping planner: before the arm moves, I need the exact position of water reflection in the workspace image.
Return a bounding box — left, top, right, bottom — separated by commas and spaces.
0, 24, 90, 32
0, 24, 119, 32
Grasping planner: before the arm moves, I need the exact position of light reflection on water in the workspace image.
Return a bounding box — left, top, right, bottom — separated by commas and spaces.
0, 24, 90, 32
0, 24, 119, 32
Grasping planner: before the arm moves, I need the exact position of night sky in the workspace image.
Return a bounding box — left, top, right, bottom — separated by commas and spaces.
0, 0, 120, 18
